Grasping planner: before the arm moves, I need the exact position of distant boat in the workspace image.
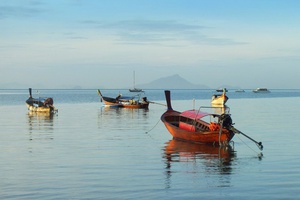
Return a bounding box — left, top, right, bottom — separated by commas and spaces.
235, 89, 245, 92
211, 88, 228, 106
253, 88, 270, 93
129, 88, 143, 92
25, 88, 57, 113
216, 88, 228, 92
129, 71, 144, 92
97, 89, 149, 109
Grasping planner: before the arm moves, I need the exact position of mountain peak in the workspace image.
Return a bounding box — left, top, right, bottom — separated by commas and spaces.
137, 74, 209, 89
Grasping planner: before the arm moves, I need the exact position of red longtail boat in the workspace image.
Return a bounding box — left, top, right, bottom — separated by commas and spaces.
161, 90, 235, 146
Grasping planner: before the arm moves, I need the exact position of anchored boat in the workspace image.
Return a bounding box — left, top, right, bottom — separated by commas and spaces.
161, 90, 234, 145
25, 88, 57, 113
129, 71, 144, 92
211, 88, 228, 106
97, 89, 149, 109
253, 88, 270, 93
161, 90, 263, 150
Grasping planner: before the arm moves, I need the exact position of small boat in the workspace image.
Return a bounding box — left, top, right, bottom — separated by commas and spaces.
253, 88, 270, 93
129, 71, 144, 92
97, 89, 149, 109
216, 88, 228, 92
161, 90, 263, 150
25, 88, 57, 113
129, 88, 144, 92
235, 89, 245, 92
211, 88, 228, 105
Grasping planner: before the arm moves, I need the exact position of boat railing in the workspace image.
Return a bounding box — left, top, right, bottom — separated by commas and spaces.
199, 106, 230, 114
198, 106, 230, 124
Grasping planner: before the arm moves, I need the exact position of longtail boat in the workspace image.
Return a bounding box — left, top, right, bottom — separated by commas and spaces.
25, 88, 57, 113
97, 89, 149, 109
211, 88, 228, 106
161, 90, 263, 150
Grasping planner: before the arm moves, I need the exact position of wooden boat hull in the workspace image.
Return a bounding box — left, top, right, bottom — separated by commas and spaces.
211, 93, 228, 105
129, 88, 143, 92
101, 98, 122, 106
98, 89, 149, 109
25, 88, 57, 113
26, 103, 56, 113
161, 110, 234, 145
102, 104, 121, 108
101, 98, 149, 109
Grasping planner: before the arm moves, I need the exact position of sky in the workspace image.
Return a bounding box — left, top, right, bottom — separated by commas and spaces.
1, 0, 300, 89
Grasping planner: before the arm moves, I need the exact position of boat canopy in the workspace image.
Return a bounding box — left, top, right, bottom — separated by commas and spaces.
119, 96, 133, 100
180, 110, 212, 119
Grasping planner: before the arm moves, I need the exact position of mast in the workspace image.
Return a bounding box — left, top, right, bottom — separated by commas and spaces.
133, 71, 135, 89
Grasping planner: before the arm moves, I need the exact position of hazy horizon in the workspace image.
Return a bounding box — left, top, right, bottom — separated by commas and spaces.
1, 0, 300, 89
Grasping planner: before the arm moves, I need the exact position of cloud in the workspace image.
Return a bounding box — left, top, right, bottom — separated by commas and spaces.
0, 2, 44, 19
81, 19, 243, 46
0, 6, 37, 19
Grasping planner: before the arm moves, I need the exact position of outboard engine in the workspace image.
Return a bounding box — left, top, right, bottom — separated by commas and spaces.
218, 114, 233, 128
44, 98, 54, 106
142, 97, 148, 102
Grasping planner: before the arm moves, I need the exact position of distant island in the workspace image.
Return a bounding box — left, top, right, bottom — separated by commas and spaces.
0, 74, 239, 90
136, 74, 210, 89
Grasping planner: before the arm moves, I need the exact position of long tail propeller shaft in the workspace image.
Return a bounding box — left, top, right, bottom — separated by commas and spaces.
230, 126, 263, 151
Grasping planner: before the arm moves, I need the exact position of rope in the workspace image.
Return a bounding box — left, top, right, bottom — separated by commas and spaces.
144, 118, 163, 144
236, 134, 263, 158
149, 101, 167, 106
145, 118, 161, 134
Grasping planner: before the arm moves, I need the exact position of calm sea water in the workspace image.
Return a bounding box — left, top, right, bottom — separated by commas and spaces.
1, 89, 300, 199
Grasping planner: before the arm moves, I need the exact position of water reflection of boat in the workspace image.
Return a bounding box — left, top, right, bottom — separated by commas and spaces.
99, 105, 149, 116
27, 112, 55, 141
163, 139, 235, 188
28, 111, 55, 118
163, 139, 235, 163
97, 105, 149, 129
213, 105, 227, 114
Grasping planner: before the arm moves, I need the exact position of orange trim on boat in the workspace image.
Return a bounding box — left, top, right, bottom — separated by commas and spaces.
209, 122, 220, 131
